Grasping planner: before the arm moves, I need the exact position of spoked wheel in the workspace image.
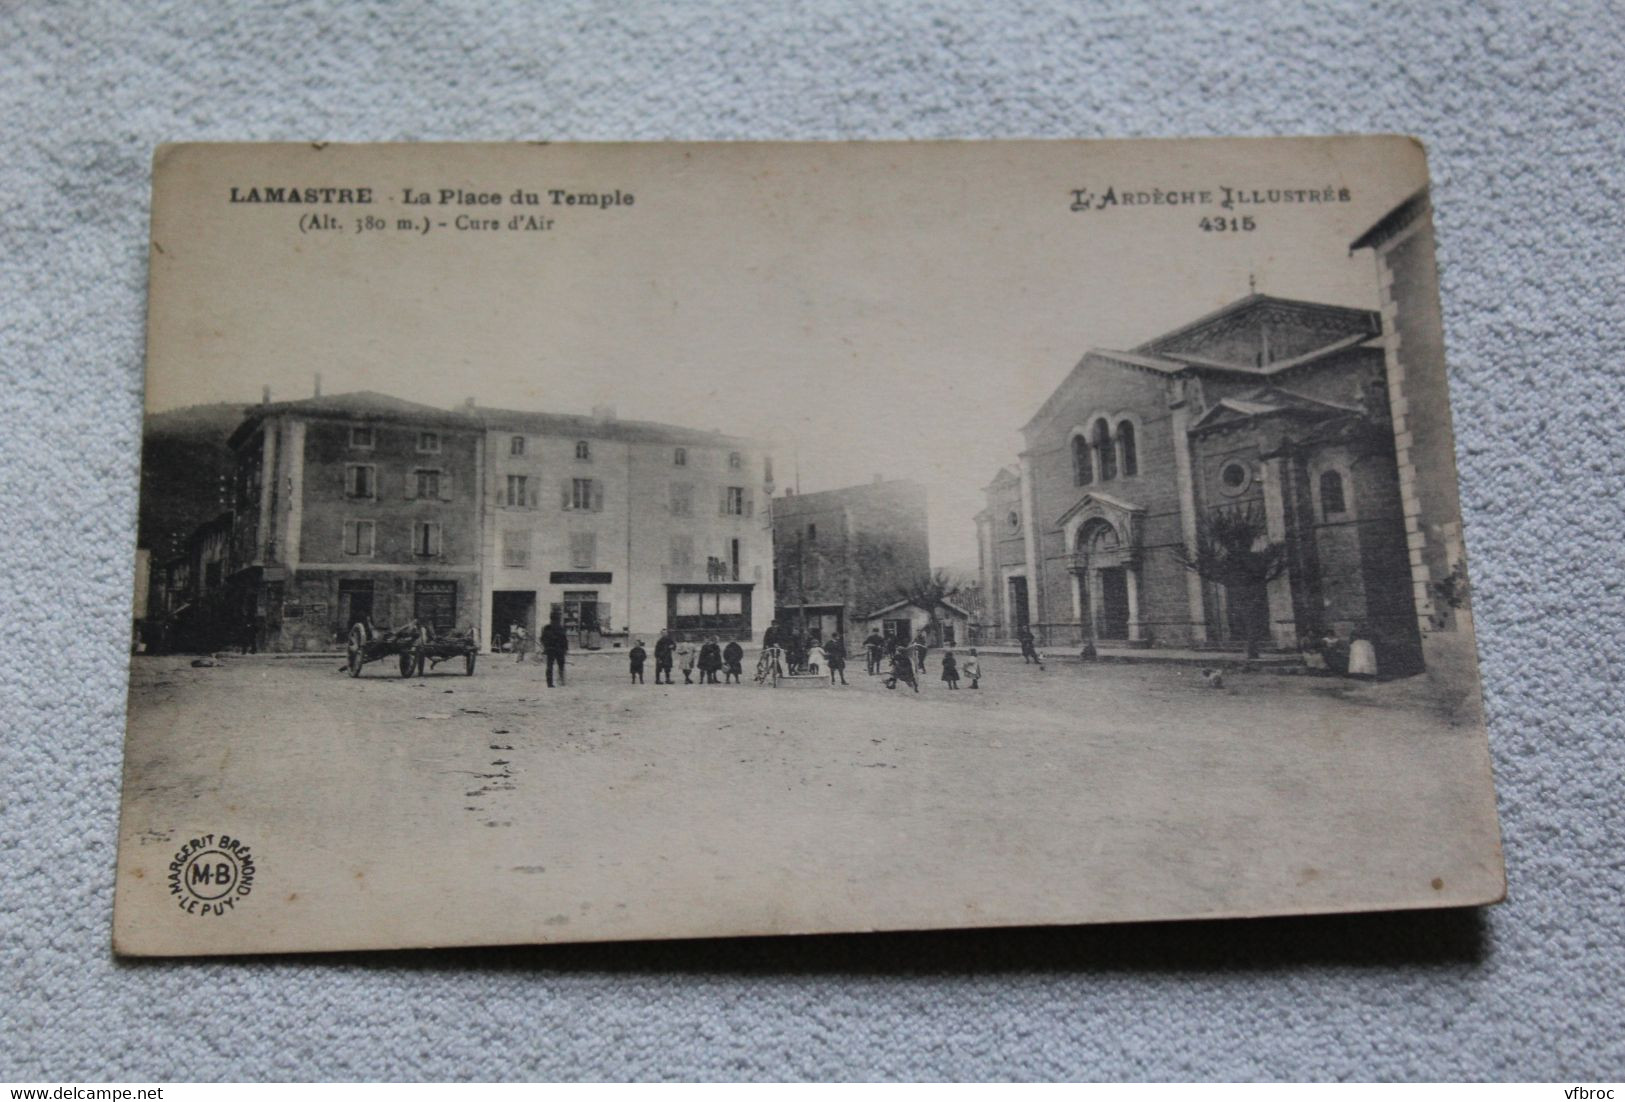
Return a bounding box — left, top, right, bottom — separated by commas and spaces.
347, 623, 366, 677
399, 650, 419, 678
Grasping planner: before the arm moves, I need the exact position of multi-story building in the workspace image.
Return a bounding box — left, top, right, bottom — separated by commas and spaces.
976, 293, 1422, 669
1351, 189, 1478, 682
225, 391, 485, 652
478, 405, 775, 646
771, 478, 931, 643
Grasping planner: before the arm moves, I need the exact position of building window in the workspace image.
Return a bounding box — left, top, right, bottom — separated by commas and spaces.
569, 531, 597, 570
343, 520, 375, 556
510, 435, 525, 456
807, 523, 817, 543
728, 451, 742, 469
557, 591, 604, 635
1118, 420, 1138, 477
1072, 433, 1093, 486
413, 522, 442, 557
671, 587, 749, 634
670, 533, 694, 567
350, 426, 374, 449
1219, 460, 1252, 497
669, 482, 693, 516
566, 477, 600, 511
1093, 418, 1116, 481
418, 431, 440, 454
414, 469, 442, 499
575, 440, 591, 461
1319, 470, 1347, 518
506, 474, 531, 508
346, 464, 376, 499
723, 486, 748, 516
674, 447, 687, 467
501, 529, 530, 567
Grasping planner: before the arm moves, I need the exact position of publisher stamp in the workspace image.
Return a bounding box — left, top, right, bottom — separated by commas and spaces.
167, 833, 256, 916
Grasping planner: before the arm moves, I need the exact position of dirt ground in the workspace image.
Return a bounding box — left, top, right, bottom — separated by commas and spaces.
112, 648, 1505, 954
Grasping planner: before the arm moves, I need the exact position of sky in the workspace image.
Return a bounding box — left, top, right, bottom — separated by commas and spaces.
145, 140, 1426, 571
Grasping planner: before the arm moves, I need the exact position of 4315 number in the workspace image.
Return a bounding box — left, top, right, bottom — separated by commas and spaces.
1199, 216, 1256, 232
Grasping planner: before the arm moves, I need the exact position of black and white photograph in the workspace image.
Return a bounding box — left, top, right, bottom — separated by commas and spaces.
113, 138, 1503, 956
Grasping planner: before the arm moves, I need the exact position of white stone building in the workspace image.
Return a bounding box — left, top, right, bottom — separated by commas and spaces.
477, 405, 776, 649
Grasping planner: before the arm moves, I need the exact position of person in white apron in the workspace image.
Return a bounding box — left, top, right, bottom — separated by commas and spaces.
1347, 624, 1378, 678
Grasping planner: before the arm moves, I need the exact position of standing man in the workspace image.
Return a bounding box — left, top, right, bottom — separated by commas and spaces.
912, 629, 930, 675
863, 628, 884, 675
653, 630, 676, 685
540, 611, 569, 687
1018, 625, 1040, 665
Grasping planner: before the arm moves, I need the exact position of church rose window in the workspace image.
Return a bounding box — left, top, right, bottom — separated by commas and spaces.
1072, 434, 1092, 485
1219, 460, 1251, 496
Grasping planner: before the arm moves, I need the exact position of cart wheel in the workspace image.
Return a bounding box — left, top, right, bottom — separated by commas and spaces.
399, 651, 417, 678
465, 651, 476, 675
347, 623, 366, 677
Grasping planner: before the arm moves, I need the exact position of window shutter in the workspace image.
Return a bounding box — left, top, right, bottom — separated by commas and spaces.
719, 487, 728, 515
404, 469, 417, 501
432, 524, 442, 556
438, 471, 452, 502
744, 495, 754, 518
591, 480, 604, 512
561, 481, 572, 510
528, 482, 539, 508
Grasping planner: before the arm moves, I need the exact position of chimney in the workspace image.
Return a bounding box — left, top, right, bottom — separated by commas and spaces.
261, 385, 271, 405
313, 372, 322, 398
591, 404, 616, 421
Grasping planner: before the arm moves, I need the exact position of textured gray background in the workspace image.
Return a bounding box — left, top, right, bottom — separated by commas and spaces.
2, 0, 1622, 1082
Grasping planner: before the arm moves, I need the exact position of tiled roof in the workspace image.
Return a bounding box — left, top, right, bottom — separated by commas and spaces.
477, 406, 762, 449
228, 391, 480, 446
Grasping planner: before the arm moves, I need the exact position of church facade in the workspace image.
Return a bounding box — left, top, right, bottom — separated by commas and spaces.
975, 293, 1422, 668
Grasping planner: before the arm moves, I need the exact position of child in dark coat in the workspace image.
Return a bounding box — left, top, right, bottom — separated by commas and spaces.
885, 648, 919, 693
628, 641, 647, 684
723, 640, 744, 683
940, 649, 959, 689
825, 634, 848, 685
698, 636, 723, 684
653, 632, 676, 684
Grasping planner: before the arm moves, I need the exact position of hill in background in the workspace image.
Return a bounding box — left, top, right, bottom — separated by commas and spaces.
139, 402, 250, 559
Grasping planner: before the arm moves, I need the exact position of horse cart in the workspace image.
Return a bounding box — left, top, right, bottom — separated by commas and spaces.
345, 621, 479, 678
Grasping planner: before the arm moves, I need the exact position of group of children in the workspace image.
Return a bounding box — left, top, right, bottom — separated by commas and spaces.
626, 632, 747, 684
881, 644, 981, 693
618, 626, 984, 694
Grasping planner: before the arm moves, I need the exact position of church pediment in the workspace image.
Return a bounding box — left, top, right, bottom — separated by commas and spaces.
1056, 491, 1146, 555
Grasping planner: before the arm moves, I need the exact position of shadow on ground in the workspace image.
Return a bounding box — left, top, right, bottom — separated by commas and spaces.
119, 907, 1488, 976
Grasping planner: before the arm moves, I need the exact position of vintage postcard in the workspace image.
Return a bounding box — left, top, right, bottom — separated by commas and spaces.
114, 139, 1503, 955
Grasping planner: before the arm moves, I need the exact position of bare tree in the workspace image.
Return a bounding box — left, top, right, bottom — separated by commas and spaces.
1175, 502, 1289, 657
894, 568, 966, 646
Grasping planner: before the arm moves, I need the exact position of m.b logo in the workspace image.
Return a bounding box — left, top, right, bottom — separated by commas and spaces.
167, 833, 256, 916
